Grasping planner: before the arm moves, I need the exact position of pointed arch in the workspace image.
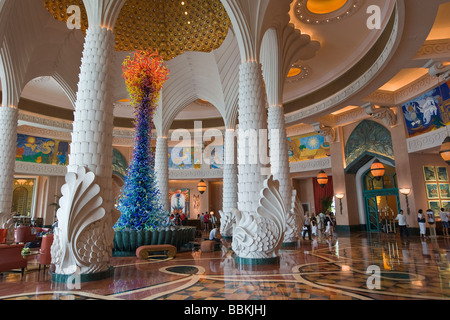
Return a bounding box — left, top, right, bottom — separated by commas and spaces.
345, 120, 394, 170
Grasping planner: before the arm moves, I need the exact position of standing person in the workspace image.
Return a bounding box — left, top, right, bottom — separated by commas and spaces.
395, 210, 409, 238
426, 208, 436, 239
311, 214, 317, 237
200, 212, 205, 231
181, 212, 187, 226
211, 213, 217, 229
316, 212, 325, 240
439, 208, 449, 237
303, 212, 312, 241
417, 209, 427, 239
204, 212, 210, 232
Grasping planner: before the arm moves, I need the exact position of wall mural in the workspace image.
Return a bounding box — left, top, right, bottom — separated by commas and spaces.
16, 134, 70, 165
402, 81, 450, 138
168, 146, 224, 170
168, 147, 201, 170
287, 132, 330, 162
345, 120, 394, 165
423, 165, 450, 216
169, 188, 190, 216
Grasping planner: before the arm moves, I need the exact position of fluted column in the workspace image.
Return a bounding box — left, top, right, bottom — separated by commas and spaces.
51, 0, 126, 279
68, 26, 116, 213
220, 128, 238, 238
0, 106, 18, 214
237, 61, 268, 214
155, 137, 169, 212
268, 105, 300, 243
268, 105, 290, 208
231, 61, 286, 262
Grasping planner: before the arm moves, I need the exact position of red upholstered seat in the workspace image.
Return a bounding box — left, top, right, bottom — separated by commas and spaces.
39, 234, 53, 272
14, 226, 37, 243
0, 244, 27, 276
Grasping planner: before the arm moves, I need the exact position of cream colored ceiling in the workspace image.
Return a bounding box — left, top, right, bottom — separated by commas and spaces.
285, 0, 396, 102
370, 2, 450, 97
378, 68, 429, 92
16, 0, 450, 125
427, 1, 450, 41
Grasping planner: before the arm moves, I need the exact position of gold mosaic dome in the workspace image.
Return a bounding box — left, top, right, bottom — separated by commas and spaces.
43, 0, 231, 61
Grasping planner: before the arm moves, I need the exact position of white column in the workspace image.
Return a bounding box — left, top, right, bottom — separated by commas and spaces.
68, 26, 116, 213
268, 105, 300, 243
237, 61, 268, 214
52, 0, 125, 276
0, 106, 18, 214
220, 128, 238, 237
155, 137, 169, 212
268, 105, 291, 209
232, 61, 286, 262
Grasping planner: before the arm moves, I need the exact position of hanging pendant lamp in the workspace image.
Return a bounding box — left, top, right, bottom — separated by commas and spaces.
370, 159, 385, 179
317, 170, 328, 188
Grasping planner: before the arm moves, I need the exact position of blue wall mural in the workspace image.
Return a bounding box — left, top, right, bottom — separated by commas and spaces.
16, 134, 69, 165
402, 81, 450, 137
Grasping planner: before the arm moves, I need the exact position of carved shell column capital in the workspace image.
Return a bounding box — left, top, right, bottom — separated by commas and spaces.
362, 103, 397, 127
313, 122, 336, 143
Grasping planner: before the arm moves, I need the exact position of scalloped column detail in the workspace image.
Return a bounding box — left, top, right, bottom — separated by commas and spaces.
68, 26, 116, 213
155, 137, 169, 211
0, 106, 18, 214
268, 105, 299, 243
220, 129, 238, 237
232, 175, 286, 260
55, 24, 119, 277
237, 61, 268, 214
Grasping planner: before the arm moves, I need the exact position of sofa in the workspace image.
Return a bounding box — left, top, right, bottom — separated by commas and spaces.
0, 244, 27, 277
14, 226, 51, 244
14, 226, 37, 243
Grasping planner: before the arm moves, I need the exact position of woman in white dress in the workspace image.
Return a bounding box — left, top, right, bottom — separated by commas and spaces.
417, 209, 426, 239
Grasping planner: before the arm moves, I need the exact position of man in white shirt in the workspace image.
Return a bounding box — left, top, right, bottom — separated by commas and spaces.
395, 210, 409, 238
439, 208, 449, 237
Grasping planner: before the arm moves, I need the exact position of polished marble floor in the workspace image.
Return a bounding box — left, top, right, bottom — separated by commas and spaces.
1, 232, 449, 301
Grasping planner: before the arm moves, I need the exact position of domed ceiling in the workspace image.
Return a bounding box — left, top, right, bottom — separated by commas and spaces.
15, 0, 447, 129
42, 0, 231, 61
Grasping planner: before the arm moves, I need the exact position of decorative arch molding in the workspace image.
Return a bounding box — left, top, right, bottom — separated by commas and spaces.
344, 119, 394, 167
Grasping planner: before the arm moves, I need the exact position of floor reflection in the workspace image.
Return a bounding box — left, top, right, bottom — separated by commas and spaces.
0, 232, 449, 300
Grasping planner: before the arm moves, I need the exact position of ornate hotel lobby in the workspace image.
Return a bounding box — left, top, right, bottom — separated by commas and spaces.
0, 232, 449, 301
1, 0, 450, 305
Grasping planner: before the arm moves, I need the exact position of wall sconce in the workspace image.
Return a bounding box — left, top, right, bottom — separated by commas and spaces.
197, 179, 207, 194
399, 188, 411, 215
335, 193, 344, 215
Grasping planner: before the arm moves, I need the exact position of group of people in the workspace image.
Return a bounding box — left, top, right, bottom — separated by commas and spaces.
388, 207, 449, 239
197, 212, 217, 232
417, 207, 449, 239
169, 212, 188, 226
302, 211, 336, 241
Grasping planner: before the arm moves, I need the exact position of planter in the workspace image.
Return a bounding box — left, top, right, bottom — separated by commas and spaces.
113, 226, 196, 257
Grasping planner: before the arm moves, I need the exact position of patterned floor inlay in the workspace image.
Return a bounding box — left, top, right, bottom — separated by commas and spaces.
1, 233, 449, 301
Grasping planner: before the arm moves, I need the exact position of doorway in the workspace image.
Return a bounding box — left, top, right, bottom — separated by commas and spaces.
363, 164, 400, 232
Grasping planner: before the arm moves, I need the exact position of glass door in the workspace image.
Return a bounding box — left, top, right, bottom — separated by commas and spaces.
363, 163, 400, 232
365, 196, 379, 232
